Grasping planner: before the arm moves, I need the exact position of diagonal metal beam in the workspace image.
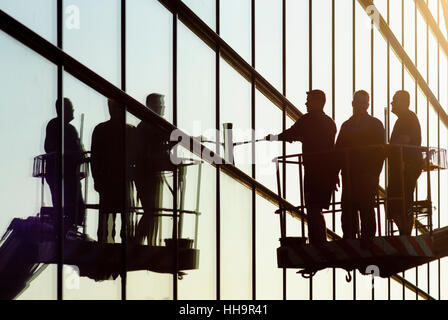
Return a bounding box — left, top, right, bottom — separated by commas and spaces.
162, 0, 436, 299
359, 0, 448, 128
0, 8, 304, 222
415, 0, 448, 54
0, 5, 436, 301
441, 0, 448, 37
157, 0, 303, 121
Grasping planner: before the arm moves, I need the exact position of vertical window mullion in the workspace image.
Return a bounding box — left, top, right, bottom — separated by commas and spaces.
215, 0, 221, 302
282, 0, 287, 301
251, 0, 256, 301
309, 0, 313, 301
172, 3, 178, 301
352, 0, 356, 301
120, 0, 127, 301
57, 0, 64, 301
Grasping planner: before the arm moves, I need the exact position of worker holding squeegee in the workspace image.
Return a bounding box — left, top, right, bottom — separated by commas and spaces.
265, 90, 338, 244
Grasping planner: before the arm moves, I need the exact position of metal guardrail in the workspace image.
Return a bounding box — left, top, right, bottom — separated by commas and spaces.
274, 143, 445, 240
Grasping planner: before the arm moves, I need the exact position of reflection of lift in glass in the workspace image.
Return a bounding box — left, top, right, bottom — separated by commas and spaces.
274, 145, 448, 279
0, 148, 202, 299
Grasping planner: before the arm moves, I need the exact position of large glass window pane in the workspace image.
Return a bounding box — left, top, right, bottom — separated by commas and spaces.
416, 10, 428, 83
63, 0, 121, 86
428, 33, 439, 96
220, 173, 252, 299
404, 0, 416, 64
220, 59, 251, 175
255, 91, 282, 192
285, 0, 309, 107
255, 0, 282, 91
255, 196, 282, 300
389, 0, 402, 46
178, 23, 215, 147
312, 0, 332, 111
335, 0, 354, 127
178, 159, 217, 299
440, 54, 448, 110
355, 1, 372, 94
0, 0, 56, 44
126, 0, 173, 124
181, 0, 216, 32
0, 31, 57, 300
220, 0, 251, 64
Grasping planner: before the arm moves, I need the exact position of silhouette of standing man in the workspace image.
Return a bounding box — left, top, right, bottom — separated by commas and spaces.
335, 90, 385, 239
91, 99, 136, 243
45, 98, 85, 233
134, 94, 174, 246
266, 90, 337, 244
387, 90, 422, 236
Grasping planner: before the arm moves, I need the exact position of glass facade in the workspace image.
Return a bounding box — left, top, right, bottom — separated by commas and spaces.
1, 0, 448, 300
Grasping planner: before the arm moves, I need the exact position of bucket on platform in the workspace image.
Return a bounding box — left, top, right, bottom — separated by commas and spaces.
165, 238, 194, 249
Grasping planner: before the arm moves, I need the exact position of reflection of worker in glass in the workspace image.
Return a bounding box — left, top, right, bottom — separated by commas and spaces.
266, 90, 337, 244
134, 94, 173, 246
45, 98, 86, 233
335, 90, 385, 239
90, 99, 136, 243
387, 90, 422, 236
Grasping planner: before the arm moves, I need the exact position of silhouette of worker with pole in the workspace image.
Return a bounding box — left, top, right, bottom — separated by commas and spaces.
266, 90, 337, 244
90, 99, 136, 243
335, 90, 385, 239
44, 98, 86, 233
387, 90, 422, 236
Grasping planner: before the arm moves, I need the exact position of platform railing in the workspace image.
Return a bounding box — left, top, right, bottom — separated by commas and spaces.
32, 152, 203, 248
273, 144, 447, 241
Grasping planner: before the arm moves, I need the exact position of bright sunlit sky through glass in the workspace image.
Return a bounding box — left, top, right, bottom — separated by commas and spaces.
1, 0, 448, 300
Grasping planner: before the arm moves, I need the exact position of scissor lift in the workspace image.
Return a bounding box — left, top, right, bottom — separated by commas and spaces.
274, 145, 448, 279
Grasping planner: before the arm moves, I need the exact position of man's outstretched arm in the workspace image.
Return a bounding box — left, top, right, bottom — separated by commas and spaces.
265, 120, 303, 143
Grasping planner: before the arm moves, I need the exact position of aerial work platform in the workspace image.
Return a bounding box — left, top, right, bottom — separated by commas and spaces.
0, 216, 199, 299
273, 145, 448, 279
0, 150, 203, 299
277, 231, 448, 278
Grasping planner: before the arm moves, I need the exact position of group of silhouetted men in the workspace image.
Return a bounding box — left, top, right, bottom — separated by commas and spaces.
44, 88, 422, 246
44, 94, 171, 245
266, 89, 422, 243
